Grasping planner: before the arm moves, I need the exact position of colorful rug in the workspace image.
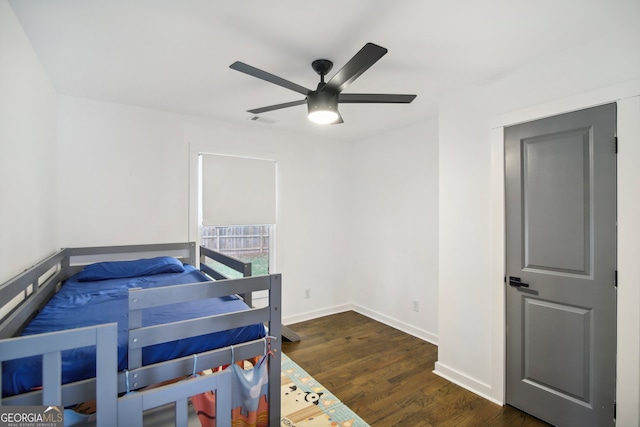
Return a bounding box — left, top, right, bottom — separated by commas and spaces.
281, 353, 370, 427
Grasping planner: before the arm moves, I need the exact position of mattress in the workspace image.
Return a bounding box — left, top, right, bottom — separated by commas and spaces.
2, 264, 265, 397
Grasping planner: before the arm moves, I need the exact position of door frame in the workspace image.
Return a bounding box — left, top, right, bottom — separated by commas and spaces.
489, 79, 640, 426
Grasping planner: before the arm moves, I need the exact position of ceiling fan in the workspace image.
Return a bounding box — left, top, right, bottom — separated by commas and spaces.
230, 42, 417, 125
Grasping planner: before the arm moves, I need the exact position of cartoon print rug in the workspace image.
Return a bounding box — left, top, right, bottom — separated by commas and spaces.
281, 353, 370, 427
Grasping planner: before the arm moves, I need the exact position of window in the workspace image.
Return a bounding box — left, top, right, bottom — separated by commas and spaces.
199, 153, 277, 285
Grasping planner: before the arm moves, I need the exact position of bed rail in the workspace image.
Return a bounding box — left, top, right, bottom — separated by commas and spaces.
0, 250, 68, 339
199, 244, 253, 307
67, 242, 197, 276
127, 274, 280, 369
199, 245, 252, 280
118, 368, 232, 427
0, 323, 118, 426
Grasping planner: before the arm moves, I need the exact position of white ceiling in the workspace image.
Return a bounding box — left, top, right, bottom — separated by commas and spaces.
9, 0, 640, 142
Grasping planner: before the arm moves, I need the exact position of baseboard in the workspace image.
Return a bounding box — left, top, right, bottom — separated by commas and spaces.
351, 304, 438, 345
282, 303, 355, 325
433, 361, 503, 406
283, 303, 438, 346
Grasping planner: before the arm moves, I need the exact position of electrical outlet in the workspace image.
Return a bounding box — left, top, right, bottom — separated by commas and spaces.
305, 289, 311, 299
412, 299, 419, 312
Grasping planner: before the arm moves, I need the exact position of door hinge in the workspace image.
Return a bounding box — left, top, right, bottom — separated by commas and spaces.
614, 270, 618, 288
614, 136, 618, 153
614, 401, 616, 420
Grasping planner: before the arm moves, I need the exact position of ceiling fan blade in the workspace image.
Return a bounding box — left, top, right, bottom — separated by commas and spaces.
230, 61, 311, 96
338, 93, 417, 104
323, 43, 388, 94
247, 99, 307, 114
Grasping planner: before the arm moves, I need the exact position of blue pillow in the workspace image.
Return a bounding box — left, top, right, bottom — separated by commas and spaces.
76, 256, 185, 281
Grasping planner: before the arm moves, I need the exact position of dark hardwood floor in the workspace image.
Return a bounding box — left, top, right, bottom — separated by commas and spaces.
281, 311, 550, 427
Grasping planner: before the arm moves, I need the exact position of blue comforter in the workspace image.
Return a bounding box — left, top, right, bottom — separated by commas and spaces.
2, 265, 265, 397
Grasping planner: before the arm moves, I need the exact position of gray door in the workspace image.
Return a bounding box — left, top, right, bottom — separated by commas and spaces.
505, 104, 617, 427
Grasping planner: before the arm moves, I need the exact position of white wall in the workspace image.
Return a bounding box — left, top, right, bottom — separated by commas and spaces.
436, 86, 495, 393
349, 120, 439, 343
0, 0, 58, 283
614, 94, 640, 427
436, 23, 640, 425
56, 97, 189, 246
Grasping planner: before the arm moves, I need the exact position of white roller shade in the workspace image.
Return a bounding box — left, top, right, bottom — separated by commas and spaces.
201, 154, 276, 226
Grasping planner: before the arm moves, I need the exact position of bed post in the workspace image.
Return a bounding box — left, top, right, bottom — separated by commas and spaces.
269, 273, 282, 425
60, 248, 70, 278
188, 241, 197, 266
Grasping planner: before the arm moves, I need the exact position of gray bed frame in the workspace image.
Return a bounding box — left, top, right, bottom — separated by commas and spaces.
0, 242, 282, 426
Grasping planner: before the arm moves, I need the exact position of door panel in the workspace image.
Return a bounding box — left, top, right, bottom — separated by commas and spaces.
524, 298, 590, 402
523, 128, 590, 274
505, 104, 616, 427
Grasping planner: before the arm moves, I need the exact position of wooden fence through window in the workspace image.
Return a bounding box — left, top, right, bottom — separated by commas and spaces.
201, 225, 270, 255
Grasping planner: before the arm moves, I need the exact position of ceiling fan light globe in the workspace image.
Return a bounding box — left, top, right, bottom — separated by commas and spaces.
308, 110, 339, 124
307, 90, 339, 125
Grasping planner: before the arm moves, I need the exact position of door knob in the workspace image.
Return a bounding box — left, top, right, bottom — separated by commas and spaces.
508, 276, 529, 288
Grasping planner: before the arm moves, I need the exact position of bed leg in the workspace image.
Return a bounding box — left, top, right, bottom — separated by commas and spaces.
268, 274, 283, 425
118, 395, 143, 427
281, 324, 301, 342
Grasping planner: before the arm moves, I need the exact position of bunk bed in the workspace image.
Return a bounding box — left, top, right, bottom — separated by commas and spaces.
0, 242, 282, 426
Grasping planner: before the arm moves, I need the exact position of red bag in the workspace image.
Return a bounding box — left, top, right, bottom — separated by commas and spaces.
192, 388, 218, 427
